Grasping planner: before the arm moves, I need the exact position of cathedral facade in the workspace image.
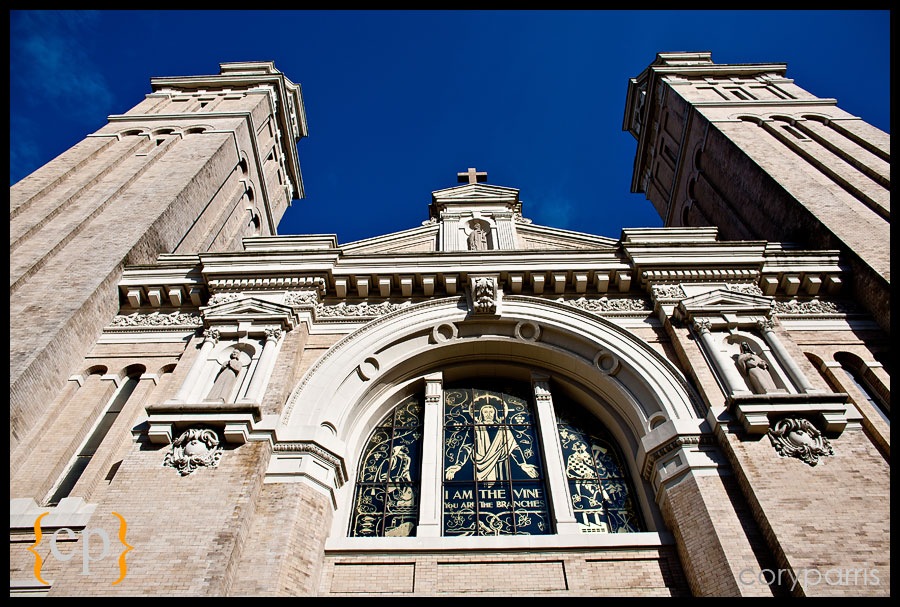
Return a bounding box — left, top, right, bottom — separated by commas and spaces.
9, 54, 889, 597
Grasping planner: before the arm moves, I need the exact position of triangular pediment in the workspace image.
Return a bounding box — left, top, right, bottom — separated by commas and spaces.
341, 223, 439, 254
431, 183, 519, 201
516, 222, 618, 251
203, 296, 298, 328
678, 288, 773, 316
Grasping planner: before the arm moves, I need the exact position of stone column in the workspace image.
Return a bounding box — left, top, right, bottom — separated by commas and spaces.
531, 373, 581, 534
441, 213, 461, 251
493, 211, 517, 249
757, 318, 815, 393
244, 328, 281, 403
417, 373, 444, 537
171, 328, 218, 402
694, 319, 749, 395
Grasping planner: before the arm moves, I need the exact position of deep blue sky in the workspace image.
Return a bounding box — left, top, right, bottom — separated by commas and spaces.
10, 10, 890, 243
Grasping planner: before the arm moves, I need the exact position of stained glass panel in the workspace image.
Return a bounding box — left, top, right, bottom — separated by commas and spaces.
349, 395, 424, 537
442, 385, 551, 536
556, 402, 645, 533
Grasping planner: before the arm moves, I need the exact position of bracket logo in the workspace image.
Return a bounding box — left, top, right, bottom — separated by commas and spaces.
29, 511, 133, 585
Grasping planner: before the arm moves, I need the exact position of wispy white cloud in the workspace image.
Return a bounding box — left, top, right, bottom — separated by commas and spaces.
11, 11, 114, 121
528, 192, 574, 230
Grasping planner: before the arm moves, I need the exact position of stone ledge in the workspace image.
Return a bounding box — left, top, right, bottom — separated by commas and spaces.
727, 392, 850, 435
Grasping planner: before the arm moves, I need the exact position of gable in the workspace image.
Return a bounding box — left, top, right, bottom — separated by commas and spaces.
341, 223, 439, 254
517, 222, 619, 251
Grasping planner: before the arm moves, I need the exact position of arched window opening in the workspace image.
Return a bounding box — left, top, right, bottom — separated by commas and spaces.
347, 376, 647, 539
349, 394, 424, 537
835, 353, 890, 426
555, 398, 645, 533
46, 369, 143, 506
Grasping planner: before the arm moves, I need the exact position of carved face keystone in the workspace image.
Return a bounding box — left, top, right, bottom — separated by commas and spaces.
184, 438, 209, 457
788, 429, 815, 448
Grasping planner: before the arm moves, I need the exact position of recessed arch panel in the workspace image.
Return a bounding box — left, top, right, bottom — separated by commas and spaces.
280, 297, 703, 466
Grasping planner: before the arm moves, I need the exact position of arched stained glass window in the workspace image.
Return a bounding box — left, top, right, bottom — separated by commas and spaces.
348, 379, 645, 538
443, 385, 551, 536
349, 394, 424, 537
556, 401, 645, 533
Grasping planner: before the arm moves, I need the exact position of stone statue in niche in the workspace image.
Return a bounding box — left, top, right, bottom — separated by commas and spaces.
206, 348, 245, 402
768, 417, 833, 466
735, 342, 778, 394
163, 427, 223, 475
467, 221, 488, 251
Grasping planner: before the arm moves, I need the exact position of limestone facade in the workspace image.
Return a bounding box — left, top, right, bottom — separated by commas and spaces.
9, 56, 889, 597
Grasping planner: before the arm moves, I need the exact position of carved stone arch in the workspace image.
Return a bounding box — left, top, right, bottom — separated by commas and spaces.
183, 125, 211, 135
155, 362, 178, 377
237, 152, 251, 177
83, 364, 109, 378
798, 113, 833, 126
117, 128, 147, 139
279, 296, 706, 528
117, 363, 147, 382
735, 114, 766, 126
770, 114, 797, 125
283, 298, 700, 433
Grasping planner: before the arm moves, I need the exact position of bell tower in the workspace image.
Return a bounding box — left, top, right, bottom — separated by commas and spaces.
623, 52, 890, 335
9, 61, 307, 449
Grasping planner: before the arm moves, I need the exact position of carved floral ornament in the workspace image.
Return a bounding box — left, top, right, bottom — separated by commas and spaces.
163, 427, 224, 475
767, 417, 834, 466
471, 276, 498, 314
109, 311, 203, 327
557, 296, 650, 313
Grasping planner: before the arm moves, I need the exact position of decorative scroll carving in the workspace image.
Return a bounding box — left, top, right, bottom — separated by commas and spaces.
315, 300, 412, 318
773, 298, 842, 315
651, 284, 686, 300
756, 318, 775, 332
203, 328, 220, 343
109, 311, 202, 327
207, 293, 241, 306
768, 418, 833, 466
163, 427, 223, 476
727, 283, 764, 296
556, 296, 651, 313
284, 290, 320, 307
692, 318, 712, 333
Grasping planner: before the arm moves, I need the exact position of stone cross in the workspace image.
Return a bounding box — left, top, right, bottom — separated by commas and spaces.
457, 167, 487, 184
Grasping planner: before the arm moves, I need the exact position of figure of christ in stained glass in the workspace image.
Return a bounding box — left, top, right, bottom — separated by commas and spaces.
443, 387, 551, 536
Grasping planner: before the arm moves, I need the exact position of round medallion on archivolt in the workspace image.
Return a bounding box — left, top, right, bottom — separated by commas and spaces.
431, 322, 458, 344
357, 356, 380, 381
514, 320, 541, 342
593, 348, 621, 375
